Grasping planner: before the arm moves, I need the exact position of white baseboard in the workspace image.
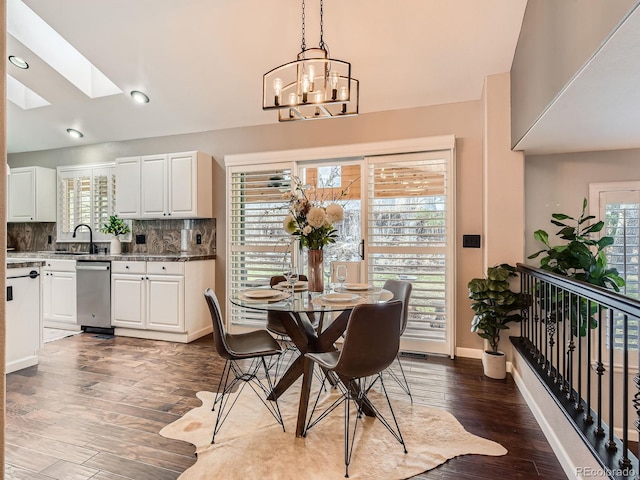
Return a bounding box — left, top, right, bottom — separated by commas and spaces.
6, 355, 38, 374
455, 347, 482, 359
454, 346, 513, 373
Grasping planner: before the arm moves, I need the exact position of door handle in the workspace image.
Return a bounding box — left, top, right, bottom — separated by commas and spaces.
359, 239, 365, 260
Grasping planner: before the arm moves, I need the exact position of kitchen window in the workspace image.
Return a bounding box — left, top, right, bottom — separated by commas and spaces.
57, 163, 127, 243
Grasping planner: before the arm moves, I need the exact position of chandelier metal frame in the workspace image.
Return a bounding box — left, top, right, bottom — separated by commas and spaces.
262, 0, 359, 122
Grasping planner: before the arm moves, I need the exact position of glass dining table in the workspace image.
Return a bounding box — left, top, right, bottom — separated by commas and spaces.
230, 283, 393, 437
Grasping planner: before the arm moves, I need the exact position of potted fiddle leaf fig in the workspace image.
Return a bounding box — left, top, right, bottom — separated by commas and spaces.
101, 215, 130, 255
468, 263, 525, 379
528, 198, 625, 336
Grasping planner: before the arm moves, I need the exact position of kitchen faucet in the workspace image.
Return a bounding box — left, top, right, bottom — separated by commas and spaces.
72, 224, 98, 254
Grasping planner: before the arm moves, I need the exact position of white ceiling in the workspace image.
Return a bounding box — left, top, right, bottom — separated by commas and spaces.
5, 0, 528, 154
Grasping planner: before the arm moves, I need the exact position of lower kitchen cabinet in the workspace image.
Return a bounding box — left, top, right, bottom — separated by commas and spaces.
6, 266, 42, 373
111, 259, 214, 343
42, 259, 79, 331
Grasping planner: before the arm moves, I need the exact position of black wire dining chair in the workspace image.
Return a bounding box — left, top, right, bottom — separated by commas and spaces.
204, 288, 285, 443
304, 300, 408, 478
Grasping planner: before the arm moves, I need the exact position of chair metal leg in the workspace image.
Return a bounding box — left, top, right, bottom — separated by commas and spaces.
368, 375, 407, 452
269, 335, 328, 392
211, 355, 285, 444
212, 359, 231, 411
387, 353, 413, 403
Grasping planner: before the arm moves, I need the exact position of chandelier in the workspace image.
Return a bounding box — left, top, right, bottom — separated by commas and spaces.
262, 0, 359, 122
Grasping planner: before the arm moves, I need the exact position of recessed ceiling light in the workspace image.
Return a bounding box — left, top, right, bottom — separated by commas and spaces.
66, 128, 84, 139
130, 90, 150, 104
9, 55, 29, 69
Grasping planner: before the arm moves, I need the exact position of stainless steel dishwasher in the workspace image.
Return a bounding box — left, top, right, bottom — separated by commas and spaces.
76, 261, 112, 332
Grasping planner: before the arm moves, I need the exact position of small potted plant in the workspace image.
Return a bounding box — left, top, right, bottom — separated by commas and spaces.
101, 215, 130, 255
468, 263, 524, 379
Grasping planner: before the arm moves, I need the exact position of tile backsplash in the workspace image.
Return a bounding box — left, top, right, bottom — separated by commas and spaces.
7, 218, 216, 255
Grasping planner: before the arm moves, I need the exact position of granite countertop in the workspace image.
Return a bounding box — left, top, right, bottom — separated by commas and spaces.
7, 258, 46, 269
7, 252, 216, 262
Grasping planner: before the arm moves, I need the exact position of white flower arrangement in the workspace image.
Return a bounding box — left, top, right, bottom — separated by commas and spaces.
282, 176, 348, 250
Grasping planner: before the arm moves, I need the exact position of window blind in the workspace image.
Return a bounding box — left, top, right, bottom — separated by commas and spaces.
367, 155, 450, 347
229, 167, 293, 328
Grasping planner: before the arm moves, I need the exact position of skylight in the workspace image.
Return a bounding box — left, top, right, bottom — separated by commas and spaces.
6, 0, 122, 99
6, 74, 50, 109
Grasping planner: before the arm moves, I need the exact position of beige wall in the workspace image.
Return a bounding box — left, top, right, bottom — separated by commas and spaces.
477, 72, 525, 359
9, 100, 491, 352
524, 147, 640, 258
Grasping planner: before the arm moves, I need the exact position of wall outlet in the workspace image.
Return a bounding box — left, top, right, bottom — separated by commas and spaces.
135, 234, 146, 245
196, 234, 202, 245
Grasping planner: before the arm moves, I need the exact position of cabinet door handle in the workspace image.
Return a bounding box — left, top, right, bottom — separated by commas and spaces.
125, 265, 129, 269
162, 266, 166, 270
141, 276, 144, 280
146, 276, 149, 280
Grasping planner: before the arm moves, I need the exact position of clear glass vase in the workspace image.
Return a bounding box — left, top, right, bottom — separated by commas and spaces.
307, 249, 324, 292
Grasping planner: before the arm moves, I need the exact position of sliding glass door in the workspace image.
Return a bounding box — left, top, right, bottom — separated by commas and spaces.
227, 142, 455, 356
366, 151, 453, 356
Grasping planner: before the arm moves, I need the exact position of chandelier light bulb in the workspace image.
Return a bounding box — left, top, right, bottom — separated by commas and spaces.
288, 92, 297, 105
339, 86, 348, 114
273, 77, 283, 106
330, 71, 339, 100
302, 74, 310, 103
308, 65, 315, 91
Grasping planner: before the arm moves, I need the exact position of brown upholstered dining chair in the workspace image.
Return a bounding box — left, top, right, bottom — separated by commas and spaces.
304, 300, 407, 478
383, 279, 413, 402
204, 288, 285, 443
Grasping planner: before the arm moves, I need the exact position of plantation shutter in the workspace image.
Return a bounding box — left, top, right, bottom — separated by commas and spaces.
591, 185, 640, 353
366, 151, 454, 356
228, 164, 293, 328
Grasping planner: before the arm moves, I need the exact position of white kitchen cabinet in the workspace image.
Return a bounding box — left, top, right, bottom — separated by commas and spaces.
114, 157, 141, 217
8, 166, 56, 222
147, 274, 185, 332
42, 259, 79, 331
115, 151, 213, 219
141, 154, 168, 218
111, 260, 213, 342
6, 266, 42, 373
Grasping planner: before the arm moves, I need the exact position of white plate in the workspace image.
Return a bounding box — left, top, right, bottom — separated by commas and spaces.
242, 289, 281, 299
322, 293, 360, 303
275, 281, 308, 291
343, 283, 372, 291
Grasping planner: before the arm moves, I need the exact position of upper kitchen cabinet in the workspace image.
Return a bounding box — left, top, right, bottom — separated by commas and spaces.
115, 151, 213, 219
8, 166, 56, 222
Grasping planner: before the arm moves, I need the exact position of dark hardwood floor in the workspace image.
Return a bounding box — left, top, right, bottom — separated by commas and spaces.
5, 333, 567, 479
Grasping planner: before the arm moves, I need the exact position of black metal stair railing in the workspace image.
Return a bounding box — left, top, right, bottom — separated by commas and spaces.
513, 264, 640, 480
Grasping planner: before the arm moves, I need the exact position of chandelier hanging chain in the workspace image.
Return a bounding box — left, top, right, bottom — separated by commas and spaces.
301, 0, 306, 52
319, 0, 326, 51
